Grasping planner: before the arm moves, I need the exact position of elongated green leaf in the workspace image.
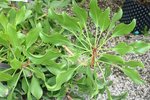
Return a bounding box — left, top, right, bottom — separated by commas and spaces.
99, 8, 110, 32
50, 0, 70, 8
22, 78, 28, 94
0, 82, 9, 97
106, 88, 113, 100
25, 10, 32, 20
104, 64, 111, 78
0, 72, 12, 81
15, 6, 26, 25
26, 23, 42, 49
122, 67, 144, 84
8, 9, 16, 25
108, 8, 123, 31
0, 2, 9, 9
45, 67, 77, 91
86, 67, 98, 96
23, 69, 32, 77
27, 87, 32, 100
0, 33, 9, 47
89, 0, 101, 27
112, 92, 128, 100
33, 67, 45, 81
6, 23, 20, 48
46, 61, 65, 75
7, 72, 20, 88
113, 42, 133, 55
48, 9, 63, 24
64, 13, 80, 32
0, 13, 8, 30
130, 41, 150, 54
72, 0, 87, 27
39, 32, 71, 46
112, 19, 136, 37
125, 60, 145, 68
15, 6, 32, 25
31, 76, 43, 99
27, 49, 61, 65
48, 9, 80, 32
99, 54, 125, 65
10, 58, 22, 69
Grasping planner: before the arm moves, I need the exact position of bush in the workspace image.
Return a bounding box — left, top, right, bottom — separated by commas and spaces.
0, 0, 150, 99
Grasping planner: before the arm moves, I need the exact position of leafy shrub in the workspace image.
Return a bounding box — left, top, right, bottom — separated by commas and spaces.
0, 0, 150, 99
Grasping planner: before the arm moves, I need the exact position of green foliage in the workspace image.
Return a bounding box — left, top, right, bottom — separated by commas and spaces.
0, 0, 149, 100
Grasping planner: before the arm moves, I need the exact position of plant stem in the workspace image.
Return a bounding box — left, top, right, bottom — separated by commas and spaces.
1, 68, 12, 73
99, 36, 113, 50
23, 70, 30, 87
96, 31, 103, 47
9, 45, 16, 59
72, 32, 89, 50
72, 44, 89, 51
98, 60, 123, 70
36, 13, 47, 20
97, 62, 112, 100
10, 69, 23, 96
85, 25, 92, 49
94, 26, 99, 47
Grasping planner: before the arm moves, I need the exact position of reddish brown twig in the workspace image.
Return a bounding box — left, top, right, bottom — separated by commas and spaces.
22, 59, 30, 68
66, 92, 73, 100
90, 47, 97, 68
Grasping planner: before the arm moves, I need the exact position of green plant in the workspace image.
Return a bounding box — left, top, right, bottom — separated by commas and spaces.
0, 0, 150, 99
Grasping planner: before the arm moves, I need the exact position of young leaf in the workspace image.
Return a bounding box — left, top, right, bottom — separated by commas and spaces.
89, 0, 101, 27
125, 60, 145, 68
15, 6, 26, 25
39, 32, 71, 46
72, 0, 87, 27
27, 49, 61, 65
0, 34, 9, 47
45, 68, 77, 91
7, 72, 20, 88
15, 6, 32, 25
46, 61, 65, 75
22, 78, 28, 94
31, 76, 43, 99
48, 9, 80, 32
113, 42, 133, 55
25, 10, 32, 20
0, 13, 8, 30
99, 54, 125, 65
111, 92, 128, 100
6, 23, 20, 48
108, 8, 123, 31
33, 67, 45, 81
122, 67, 144, 84
50, 0, 70, 8
48, 9, 63, 24
106, 88, 113, 100
0, 72, 12, 81
10, 58, 22, 69
104, 64, 112, 78
130, 41, 150, 54
8, 9, 16, 25
27, 87, 32, 100
0, 82, 9, 97
99, 8, 110, 32
112, 19, 136, 37
26, 23, 42, 49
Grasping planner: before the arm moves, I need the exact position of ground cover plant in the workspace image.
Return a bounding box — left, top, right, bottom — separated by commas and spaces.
0, 0, 150, 99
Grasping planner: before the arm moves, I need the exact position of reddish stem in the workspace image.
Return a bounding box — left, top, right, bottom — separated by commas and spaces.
90, 47, 97, 68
